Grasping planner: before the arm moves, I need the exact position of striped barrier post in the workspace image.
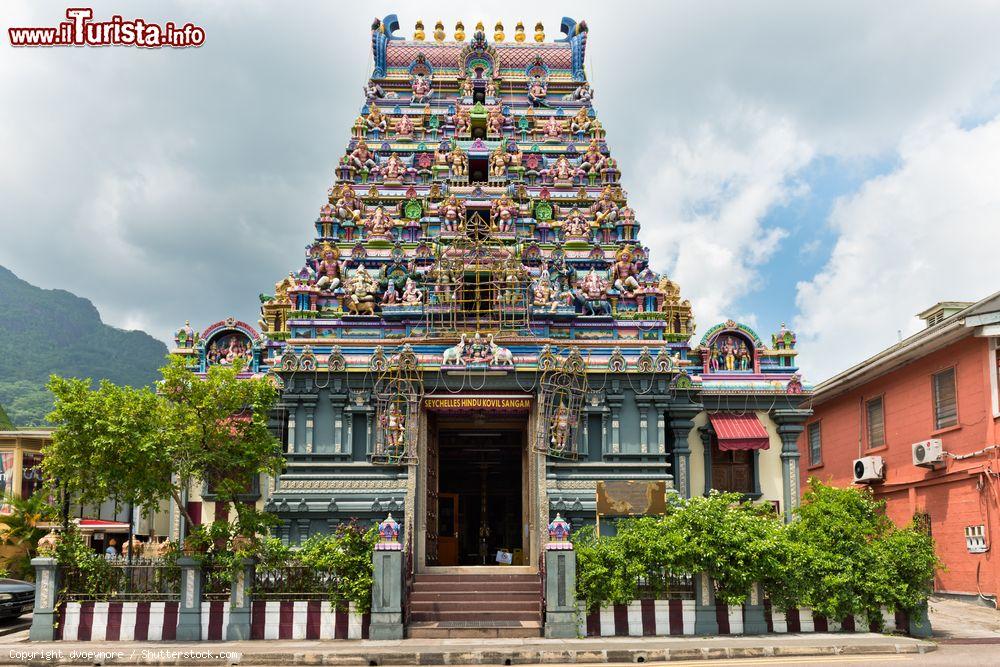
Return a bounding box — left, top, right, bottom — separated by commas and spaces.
175, 557, 202, 641
226, 558, 255, 640
743, 582, 768, 634
693, 573, 718, 635
29, 557, 59, 641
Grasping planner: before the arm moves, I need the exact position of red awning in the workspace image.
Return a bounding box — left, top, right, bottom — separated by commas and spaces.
709, 413, 770, 451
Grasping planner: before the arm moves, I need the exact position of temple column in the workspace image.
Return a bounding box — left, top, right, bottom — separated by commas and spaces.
669, 405, 700, 499
303, 400, 316, 454
636, 396, 651, 454
772, 409, 811, 523
283, 401, 299, 454
655, 400, 668, 454
330, 392, 347, 455
606, 391, 623, 454
700, 425, 714, 496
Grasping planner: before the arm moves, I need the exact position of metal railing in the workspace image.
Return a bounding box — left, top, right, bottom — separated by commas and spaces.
201, 565, 233, 602
62, 558, 180, 602
636, 570, 695, 600
252, 565, 342, 601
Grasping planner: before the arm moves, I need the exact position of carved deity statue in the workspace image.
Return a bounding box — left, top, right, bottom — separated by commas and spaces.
363, 79, 385, 103
487, 105, 506, 135
334, 187, 362, 223
563, 208, 589, 238
393, 113, 414, 137
528, 75, 547, 106
344, 265, 378, 314
382, 280, 399, 305
581, 268, 609, 300
590, 186, 620, 226
411, 73, 433, 103
435, 194, 465, 232
349, 140, 377, 171
564, 81, 592, 103
364, 206, 394, 239
447, 145, 468, 177
580, 139, 606, 173
489, 146, 509, 178
384, 404, 406, 453
275, 272, 297, 304
550, 155, 577, 182
364, 106, 387, 133
451, 105, 471, 134
570, 107, 593, 134
491, 194, 519, 232
401, 277, 423, 305
315, 248, 343, 292
550, 403, 571, 451
611, 246, 640, 297
382, 153, 406, 181
541, 114, 562, 139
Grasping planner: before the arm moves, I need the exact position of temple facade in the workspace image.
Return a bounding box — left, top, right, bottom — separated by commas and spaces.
170, 16, 812, 573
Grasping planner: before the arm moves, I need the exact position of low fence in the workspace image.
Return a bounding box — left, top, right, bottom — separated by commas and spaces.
31, 556, 370, 642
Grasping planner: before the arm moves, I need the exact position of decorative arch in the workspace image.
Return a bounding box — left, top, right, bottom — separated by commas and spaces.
200, 317, 261, 371
700, 320, 763, 374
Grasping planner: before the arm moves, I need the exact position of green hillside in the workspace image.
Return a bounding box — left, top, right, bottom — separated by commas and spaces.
0, 402, 12, 429
0, 266, 168, 426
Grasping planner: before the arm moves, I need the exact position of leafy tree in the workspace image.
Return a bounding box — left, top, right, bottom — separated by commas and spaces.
0, 402, 12, 429
44, 356, 283, 538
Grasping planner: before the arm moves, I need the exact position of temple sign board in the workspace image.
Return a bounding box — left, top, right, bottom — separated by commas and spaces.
595, 480, 666, 537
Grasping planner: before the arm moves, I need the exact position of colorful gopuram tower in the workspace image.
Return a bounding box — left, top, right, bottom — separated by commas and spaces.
173, 16, 813, 577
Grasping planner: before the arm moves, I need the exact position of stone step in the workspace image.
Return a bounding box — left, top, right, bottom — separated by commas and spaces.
413, 573, 540, 583
406, 621, 542, 639
410, 591, 541, 603
410, 600, 542, 613
409, 610, 541, 622
411, 582, 541, 594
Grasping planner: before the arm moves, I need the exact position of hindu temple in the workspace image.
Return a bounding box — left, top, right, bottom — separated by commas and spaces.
170, 15, 812, 632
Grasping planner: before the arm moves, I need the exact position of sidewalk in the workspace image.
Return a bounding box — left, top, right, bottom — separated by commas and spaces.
0, 632, 936, 665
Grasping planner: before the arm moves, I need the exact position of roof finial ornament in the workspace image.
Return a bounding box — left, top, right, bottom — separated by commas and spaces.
514, 22, 526, 42
534, 22, 545, 42
494, 21, 505, 42
433, 21, 445, 42
413, 20, 424, 41
454, 21, 465, 41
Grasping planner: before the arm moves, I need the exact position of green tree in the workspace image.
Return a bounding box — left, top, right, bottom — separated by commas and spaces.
0, 402, 12, 429
44, 356, 283, 537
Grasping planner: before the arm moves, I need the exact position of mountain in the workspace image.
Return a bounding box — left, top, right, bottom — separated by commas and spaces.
0, 266, 168, 426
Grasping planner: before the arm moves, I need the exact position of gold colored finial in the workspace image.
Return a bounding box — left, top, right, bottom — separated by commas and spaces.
475, 21, 485, 33
494, 21, 504, 42
455, 21, 465, 41
433, 21, 445, 42
534, 22, 545, 42
515, 22, 526, 42
414, 20, 425, 41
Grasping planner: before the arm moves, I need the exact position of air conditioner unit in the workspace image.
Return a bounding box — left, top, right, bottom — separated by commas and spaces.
853, 456, 885, 483
912, 439, 945, 468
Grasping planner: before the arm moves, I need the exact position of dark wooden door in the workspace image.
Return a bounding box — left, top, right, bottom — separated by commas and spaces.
437, 492, 459, 566
711, 446, 753, 494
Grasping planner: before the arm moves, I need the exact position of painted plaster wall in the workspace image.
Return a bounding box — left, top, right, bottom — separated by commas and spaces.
800, 336, 1000, 596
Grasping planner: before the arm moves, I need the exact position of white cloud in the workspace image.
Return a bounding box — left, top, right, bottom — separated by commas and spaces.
633, 110, 813, 326
794, 116, 1000, 380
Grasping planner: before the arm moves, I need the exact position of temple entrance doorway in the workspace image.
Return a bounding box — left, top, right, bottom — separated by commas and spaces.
424, 411, 529, 568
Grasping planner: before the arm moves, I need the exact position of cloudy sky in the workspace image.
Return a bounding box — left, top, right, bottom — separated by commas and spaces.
2, 0, 999, 381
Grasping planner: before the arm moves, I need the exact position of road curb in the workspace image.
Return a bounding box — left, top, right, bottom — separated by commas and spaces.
6, 640, 938, 666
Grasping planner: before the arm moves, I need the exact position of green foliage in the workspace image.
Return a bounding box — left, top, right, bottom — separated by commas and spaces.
53, 528, 114, 597
574, 482, 941, 622
0, 491, 58, 579
0, 266, 167, 426
0, 402, 12, 430
45, 355, 283, 534
295, 523, 378, 612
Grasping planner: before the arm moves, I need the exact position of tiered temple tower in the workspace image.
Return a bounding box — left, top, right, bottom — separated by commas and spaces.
174, 16, 812, 576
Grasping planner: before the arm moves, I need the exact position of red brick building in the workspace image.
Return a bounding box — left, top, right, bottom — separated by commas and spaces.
800, 293, 1000, 600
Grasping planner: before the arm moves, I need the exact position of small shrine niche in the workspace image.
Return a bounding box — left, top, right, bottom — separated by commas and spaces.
201, 318, 260, 371
535, 350, 588, 459
703, 325, 759, 374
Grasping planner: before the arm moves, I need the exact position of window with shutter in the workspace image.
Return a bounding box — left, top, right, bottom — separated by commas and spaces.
807, 422, 822, 466
866, 397, 885, 448
932, 368, 958, 430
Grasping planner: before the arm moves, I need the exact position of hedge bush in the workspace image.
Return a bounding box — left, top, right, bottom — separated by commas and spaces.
574, 480, 940, 623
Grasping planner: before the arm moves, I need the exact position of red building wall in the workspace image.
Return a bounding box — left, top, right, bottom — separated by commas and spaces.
800, 336, 1000, 597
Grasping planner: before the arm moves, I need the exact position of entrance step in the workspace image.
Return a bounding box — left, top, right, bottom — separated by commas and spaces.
408, 573, 543, 635
406, 620, 542, 639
